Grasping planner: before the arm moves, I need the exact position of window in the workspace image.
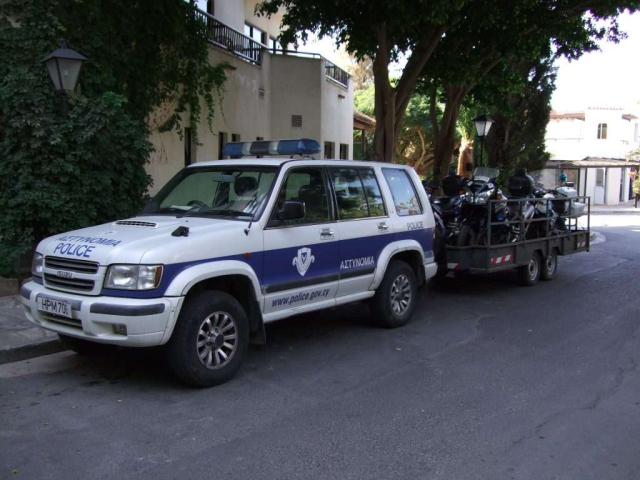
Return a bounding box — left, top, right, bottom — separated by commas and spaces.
270, 168, 330, 226
597, 123, 608, 139
218, 132, 227, 159
268, 36, 283, 53
329, 169, 368, 219
329, 168, 385, 220
152, 167, 277, 219
382, 169, 422, 216
359, 169, 386, 217
324, 142, 335, 159
339, 143, 349, 160
244, 23, 265, 44
184, 128, 192, 167
596, 168, 605, 187
291, 115, 302, 128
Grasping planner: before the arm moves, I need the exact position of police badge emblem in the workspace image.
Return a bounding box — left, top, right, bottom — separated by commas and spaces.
293, 247, 315, 276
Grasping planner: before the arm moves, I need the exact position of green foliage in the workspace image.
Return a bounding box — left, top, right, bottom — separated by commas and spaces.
355, 84, 441, 174
0, 0, 226, 276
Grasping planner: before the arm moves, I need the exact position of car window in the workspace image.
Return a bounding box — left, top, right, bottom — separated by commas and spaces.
358, 169, 386, 217
382, 169, 423, 216
329, 168, 369, 219
270, 167, 331, 226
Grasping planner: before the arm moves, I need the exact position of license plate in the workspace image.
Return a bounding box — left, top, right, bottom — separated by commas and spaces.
37, 296, 72, 319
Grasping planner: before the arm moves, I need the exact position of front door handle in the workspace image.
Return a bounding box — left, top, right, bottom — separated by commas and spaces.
378, 222, 389, 232
320, 228, 334, 240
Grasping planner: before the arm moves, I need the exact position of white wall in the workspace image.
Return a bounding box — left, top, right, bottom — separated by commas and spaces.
605, 167, 622, 205
321, 76, 354, 159
270, 55, 323, 142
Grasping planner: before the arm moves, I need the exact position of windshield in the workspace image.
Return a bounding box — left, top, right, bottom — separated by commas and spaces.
473, 167, 500, 182
144, 166, 278, 219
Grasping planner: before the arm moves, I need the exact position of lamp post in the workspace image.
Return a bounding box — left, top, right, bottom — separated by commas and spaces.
473, 114, 494, 168
42, 41, 87, 116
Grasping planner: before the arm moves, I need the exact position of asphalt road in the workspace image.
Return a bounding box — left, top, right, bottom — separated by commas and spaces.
1, 215, 639, 480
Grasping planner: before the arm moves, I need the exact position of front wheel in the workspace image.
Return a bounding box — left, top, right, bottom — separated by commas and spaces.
370, 260, 418, 328
541, 250, 558, 281
166, 291, 249, 387
517, 252, 541, 286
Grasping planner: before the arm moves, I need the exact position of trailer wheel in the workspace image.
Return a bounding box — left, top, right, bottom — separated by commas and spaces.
517, 252, 541, 286
541, 250, 558, 281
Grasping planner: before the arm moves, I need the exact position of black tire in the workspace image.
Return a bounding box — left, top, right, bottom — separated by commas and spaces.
371, 260, 418, 328
166, 291, 249, 388
456, 225, 473, 247
517, 252, 541, 286
58, 334, 115, 356
541, 249, 558, 281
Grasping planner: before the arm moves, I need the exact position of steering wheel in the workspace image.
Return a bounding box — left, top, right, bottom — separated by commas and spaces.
187, 200, 208, 209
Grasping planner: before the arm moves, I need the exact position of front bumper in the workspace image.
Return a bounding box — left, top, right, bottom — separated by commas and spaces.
20, 281, 183, 347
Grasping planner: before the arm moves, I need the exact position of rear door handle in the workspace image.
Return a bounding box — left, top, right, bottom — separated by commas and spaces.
320, 228, 334, 240
378, 222, 389, 232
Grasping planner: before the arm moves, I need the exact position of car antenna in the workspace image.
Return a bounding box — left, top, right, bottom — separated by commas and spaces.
244, 216, 254, 236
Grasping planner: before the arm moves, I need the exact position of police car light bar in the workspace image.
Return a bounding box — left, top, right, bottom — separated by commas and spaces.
221, 138, 321, 157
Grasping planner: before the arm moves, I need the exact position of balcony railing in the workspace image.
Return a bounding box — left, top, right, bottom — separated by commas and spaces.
195, 9, 263, 65
193, 9, 350, 88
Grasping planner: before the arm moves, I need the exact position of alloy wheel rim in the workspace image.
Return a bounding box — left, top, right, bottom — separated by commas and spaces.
390, 274, 412, 316
196, 311, 238, 370
529, 258, 539, 280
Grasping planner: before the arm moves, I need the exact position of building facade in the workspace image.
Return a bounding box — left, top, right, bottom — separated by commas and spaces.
147, 0, 354, 194
544, 107, 640, 205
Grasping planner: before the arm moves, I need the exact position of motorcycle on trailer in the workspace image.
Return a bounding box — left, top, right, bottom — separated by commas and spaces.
456, 167, 511, 247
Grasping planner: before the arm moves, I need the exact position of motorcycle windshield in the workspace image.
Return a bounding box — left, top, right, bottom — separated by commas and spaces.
473, 167, 500, 182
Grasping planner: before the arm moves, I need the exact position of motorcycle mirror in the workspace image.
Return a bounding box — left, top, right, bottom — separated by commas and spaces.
465, 163, 473, 172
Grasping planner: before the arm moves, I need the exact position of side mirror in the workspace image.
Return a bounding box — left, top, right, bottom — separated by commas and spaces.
465, 163, 473, 172
432, 166, 442, 176
277, 200, 305, 221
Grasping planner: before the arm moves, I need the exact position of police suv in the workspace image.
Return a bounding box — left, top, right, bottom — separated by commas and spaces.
21, 139, 437, 387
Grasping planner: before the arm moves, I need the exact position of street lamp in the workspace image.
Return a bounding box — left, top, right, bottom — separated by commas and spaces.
473, 114, 494, 168
42, 41, 87, 116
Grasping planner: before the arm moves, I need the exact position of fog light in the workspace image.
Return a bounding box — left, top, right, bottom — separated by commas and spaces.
113, 324, 127, 335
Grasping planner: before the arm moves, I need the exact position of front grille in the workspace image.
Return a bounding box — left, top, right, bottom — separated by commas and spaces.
41, 312, 82, 329
44, 273, 95, 291
115, 220, 157, 228
45, 256, 99, 274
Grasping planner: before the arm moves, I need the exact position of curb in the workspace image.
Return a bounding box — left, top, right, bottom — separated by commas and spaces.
0, 339, 66, 366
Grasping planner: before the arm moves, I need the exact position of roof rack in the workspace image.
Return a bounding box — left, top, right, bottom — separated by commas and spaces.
221, 138, 321, 158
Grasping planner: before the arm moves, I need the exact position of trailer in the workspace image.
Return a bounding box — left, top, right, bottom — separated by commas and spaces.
442, 196, 590, 286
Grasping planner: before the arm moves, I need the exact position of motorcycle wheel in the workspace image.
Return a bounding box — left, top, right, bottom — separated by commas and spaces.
456, 225, 473, 247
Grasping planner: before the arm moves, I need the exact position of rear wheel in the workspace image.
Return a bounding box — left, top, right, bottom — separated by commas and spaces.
517, 252, 541, 286
371, 260, 417, 328
541, 250, 558, 281
456, 225, 472, 247
58, 334, 115, 356
166, 291, 249, 387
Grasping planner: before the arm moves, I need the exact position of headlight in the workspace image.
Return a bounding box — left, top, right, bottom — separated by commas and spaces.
472, 191, 491, 205
105, 265, 163, 290
32, 252, 44, 278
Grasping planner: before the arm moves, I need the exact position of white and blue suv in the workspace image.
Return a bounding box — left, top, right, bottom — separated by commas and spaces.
21, 139, 437, 386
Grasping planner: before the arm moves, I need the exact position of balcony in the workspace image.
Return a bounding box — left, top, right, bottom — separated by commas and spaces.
194, 9, 349, 88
